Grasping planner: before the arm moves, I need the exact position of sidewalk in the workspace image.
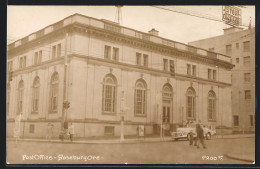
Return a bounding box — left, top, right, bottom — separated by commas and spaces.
7, 133, 254, 144
224, 153, 255, 163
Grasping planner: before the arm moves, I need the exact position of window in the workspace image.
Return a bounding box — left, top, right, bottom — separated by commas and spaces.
8, 61, 13, 72
19, 56, 26, 69
34, 50, 42, 65
244, 73, 251, 83
104, 46, 111, 59
102, 75, 117, 113
136, 53, 141, 65
7, 84, 10, 115
208, 91, 216, 121
192, 65, 196, 76
187, 64, 191, 75
186, 87, 196, 119
236, 58, 239, 63
57, 44, 61, 57
243, 56, 250, 66
226, 44, 232, 54
233, 115, 239, 126
52, 46, 56, 58
134, 79, 147, 115
143, 54, 148, 67
209, 48, 214, 52
245, 90, 251, 100
112, 47, 119, 61
236, 43, 239, 49
208, 69, 212, 80
213, 70, 217, 80
249, 115, 255, 126
163, 59, 168, 71
49, 72, 59, 112
32, 77, 40, 113
104, 126, 115, 136
29, 124, 35, 133
243, 41, 250, 52
169, 60, 175, 74
17, 80, 24, 114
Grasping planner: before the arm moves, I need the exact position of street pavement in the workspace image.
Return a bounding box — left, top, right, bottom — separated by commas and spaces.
6, 134, 255, 164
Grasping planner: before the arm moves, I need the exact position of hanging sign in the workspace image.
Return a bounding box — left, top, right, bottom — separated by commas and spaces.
222, 6, 242, 27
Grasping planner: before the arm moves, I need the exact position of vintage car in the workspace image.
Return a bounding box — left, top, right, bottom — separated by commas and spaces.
171, 124, 216, 141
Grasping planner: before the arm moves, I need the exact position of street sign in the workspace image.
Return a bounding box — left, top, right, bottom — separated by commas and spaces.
222, 6, 242, 27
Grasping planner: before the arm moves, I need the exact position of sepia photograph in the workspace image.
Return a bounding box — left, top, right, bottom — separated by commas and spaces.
6, 5, 255, 165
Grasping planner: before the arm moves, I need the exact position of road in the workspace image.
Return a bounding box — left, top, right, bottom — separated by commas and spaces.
6, 137, 254, 164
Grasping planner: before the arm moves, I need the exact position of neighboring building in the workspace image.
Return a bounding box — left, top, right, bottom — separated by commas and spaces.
7, 13, 233, 138
189, 27, 255, 133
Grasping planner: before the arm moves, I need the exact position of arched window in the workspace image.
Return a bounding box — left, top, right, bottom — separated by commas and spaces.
134, 79, 147, 115
208, 91, 216, 121
162, 84, 173, 99
7, 83, 10, 115
49, 72, 59, 112
186, 87, 196, 119
17, 80, 24, 114
102, 74, 117, 113
32, 76, 40, 113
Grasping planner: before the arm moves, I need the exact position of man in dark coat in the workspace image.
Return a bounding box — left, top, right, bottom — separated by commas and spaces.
197, 125, 206, 149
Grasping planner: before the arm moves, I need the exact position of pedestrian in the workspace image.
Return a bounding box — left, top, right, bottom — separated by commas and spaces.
68, 123, 75, 142
189, 130, 195, 146
197, 125, 206, 149
193, 121, 200, 146
46, 123, 54, 141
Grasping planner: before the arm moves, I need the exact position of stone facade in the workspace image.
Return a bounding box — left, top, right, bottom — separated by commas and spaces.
7, 14, 233, 138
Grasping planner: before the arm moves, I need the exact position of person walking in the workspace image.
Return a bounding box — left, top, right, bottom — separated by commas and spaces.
189, 130, 195, 146
197, 125, 206, 149
193, 121, 201, 146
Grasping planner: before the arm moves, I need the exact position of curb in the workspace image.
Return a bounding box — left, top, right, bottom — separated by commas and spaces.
224, 154, 254, 163
7, 138, 174, 144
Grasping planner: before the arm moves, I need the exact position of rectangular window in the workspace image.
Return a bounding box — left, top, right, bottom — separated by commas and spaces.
136, 53, 141, 65
243, 41, 250, 52
249, 115, 255, 126
104, 126, 115, 136
104, 46, 111, 59
23, 56, 26, 68
57, 44, 61, 57
244, 73, 251, 83
143, 54, 148, 67
52, 46, 56, 58
163, 59, 168, 71
112, 47, 119, 61
226, 44, 232, 55
8, 61, 13, 72
209, 48, 214, 52
236, 58, 239, 63
208, 69, 212, 80
233, 115, 239, 126
213, 70, 217, 80
19, 57, 23, 69
169, 60, 175, 73
39, 50, 42, 64
29, 124, 35, 133
208, 99, 216, 121
243, 56, 250, 66
245, 90, 251, 100
34, 52, 38, 65
192, 65, 196, 76
187, 64, 191, 75
187, 96, 195, 119
236, 43, 239, 49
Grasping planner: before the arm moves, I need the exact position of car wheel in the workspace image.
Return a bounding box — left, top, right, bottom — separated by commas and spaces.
187, 134, 191, 141
206, 133, 211, 140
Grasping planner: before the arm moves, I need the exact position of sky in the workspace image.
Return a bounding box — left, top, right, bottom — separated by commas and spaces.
7, 6, 255, 45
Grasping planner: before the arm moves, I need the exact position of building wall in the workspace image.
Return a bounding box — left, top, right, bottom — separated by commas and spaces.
189, 28, 255, 132
7, 18, 233, 138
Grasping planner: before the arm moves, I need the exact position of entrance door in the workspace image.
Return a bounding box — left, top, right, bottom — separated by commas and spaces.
162, 100, 171, 123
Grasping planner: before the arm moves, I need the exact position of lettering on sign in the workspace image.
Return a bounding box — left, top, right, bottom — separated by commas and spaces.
222, 6, 242, 27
